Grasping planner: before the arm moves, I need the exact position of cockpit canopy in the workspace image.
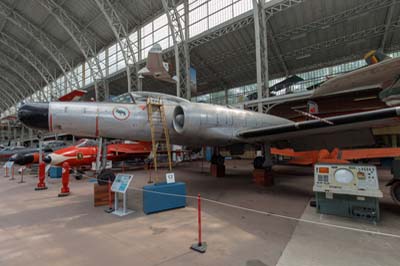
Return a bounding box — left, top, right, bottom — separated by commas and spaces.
75, 139, 97, 147
111, 91, 190, 104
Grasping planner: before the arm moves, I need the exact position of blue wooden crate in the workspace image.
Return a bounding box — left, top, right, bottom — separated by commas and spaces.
143, 182, 186, 214
49, 166, 62, 178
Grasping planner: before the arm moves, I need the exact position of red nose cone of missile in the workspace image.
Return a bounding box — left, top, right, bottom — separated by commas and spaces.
18, 103, 49, 131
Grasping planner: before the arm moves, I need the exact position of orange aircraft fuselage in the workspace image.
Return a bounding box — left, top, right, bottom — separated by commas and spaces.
45, 141, 152, 167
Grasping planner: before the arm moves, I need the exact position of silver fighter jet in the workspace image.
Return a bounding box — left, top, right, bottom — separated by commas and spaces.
18, 91, 400, 165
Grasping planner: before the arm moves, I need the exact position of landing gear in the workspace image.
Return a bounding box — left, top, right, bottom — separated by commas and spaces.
97, 169, 116, 186
210, 153, 225, 177
390, 181, 400, 205
252, 143, 273, 186
211, 154, 225, 166
253, 156, 265, 169
73, 169, 84, 180
389, 160, 400, 205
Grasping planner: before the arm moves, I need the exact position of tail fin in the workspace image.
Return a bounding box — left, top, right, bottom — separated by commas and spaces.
364, 50, 391, 65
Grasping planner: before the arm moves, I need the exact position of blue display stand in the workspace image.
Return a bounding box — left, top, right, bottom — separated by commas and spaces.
205, 147, 213, 161
143, 182, 186, 214
49, 166, 62, 178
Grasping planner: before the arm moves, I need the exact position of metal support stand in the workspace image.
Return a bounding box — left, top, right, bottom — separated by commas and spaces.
112, 192, 134, 217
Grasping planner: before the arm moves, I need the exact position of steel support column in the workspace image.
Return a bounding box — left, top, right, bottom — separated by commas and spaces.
94, 0, 140, 93
380, 0, 397, 51
162, 0, 191, 100
253, 0, 269, 113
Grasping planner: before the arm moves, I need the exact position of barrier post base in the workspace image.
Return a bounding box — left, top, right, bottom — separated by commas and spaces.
210, 164, 225, 177
252, 169, 274, 187
104, 207, 114, 213
58, 192, 70, 197
35, 186, 48, 191
190, 242, 207, 253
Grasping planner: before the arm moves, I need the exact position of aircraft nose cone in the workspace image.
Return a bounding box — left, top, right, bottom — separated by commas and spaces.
43, 155, 52, 164
18, 103, 49, 130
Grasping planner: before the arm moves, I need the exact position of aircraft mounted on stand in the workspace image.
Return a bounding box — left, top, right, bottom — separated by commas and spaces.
311, 50, 400, 106
18, 90, 400, 203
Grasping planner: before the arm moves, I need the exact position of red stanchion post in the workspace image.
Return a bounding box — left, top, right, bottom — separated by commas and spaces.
58, 162, 70, 197
35, 162, 48, 190
190, 194, 207, 253
4, 165, 9, 178
9, 165, 15, 180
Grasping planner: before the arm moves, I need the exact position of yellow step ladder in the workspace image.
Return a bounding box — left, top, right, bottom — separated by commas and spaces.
146, 97, 173, 183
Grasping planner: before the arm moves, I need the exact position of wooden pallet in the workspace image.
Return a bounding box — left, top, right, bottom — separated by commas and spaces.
93, 183, 115, 207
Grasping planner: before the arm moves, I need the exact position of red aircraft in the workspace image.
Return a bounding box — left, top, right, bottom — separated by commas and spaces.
42, 139, 152, 168
271, 147, 400, 166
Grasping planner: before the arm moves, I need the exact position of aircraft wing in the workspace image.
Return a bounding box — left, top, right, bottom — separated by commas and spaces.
237, 107, 400, 150
313, 57, 400, 97
341, 148, 400, 161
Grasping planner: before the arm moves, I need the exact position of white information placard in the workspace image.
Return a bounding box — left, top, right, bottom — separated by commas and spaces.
166, 173, 175, 184
111, 174, 134, 193
3, 161, 14, 169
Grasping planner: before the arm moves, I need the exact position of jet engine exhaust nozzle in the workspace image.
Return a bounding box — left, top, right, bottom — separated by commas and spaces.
172, 105, 185, 134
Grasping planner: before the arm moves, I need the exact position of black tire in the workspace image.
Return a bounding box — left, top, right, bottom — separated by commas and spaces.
211, 154, 218, 164
75, 174, 83, 180
97, 169, 116, 186
216, 155, 224, 166
211, 155, 225, 166
390, 181, 400, 205
253, 156, 265, 169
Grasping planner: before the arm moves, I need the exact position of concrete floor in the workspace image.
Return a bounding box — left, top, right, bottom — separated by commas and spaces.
0, 160, 399, 266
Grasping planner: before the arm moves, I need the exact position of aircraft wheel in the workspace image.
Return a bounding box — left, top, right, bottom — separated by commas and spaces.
390, 181, 400, 205
211, 155, 225, 166
97, 169, 116, 186
253, 156, 265, 169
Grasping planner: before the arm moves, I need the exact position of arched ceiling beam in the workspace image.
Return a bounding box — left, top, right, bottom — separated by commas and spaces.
273, 17, 400, 62
0, 80, 14, 111
94, 0, 140, 92
0, 0, 80, 90
0, 69, 31, 100
38, 0, 109, 101
274, 0, 397, 42
0, 78, 20, 109
0, 32, 61, 100
0, 51, 41, 96
0, 63, 36, 101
